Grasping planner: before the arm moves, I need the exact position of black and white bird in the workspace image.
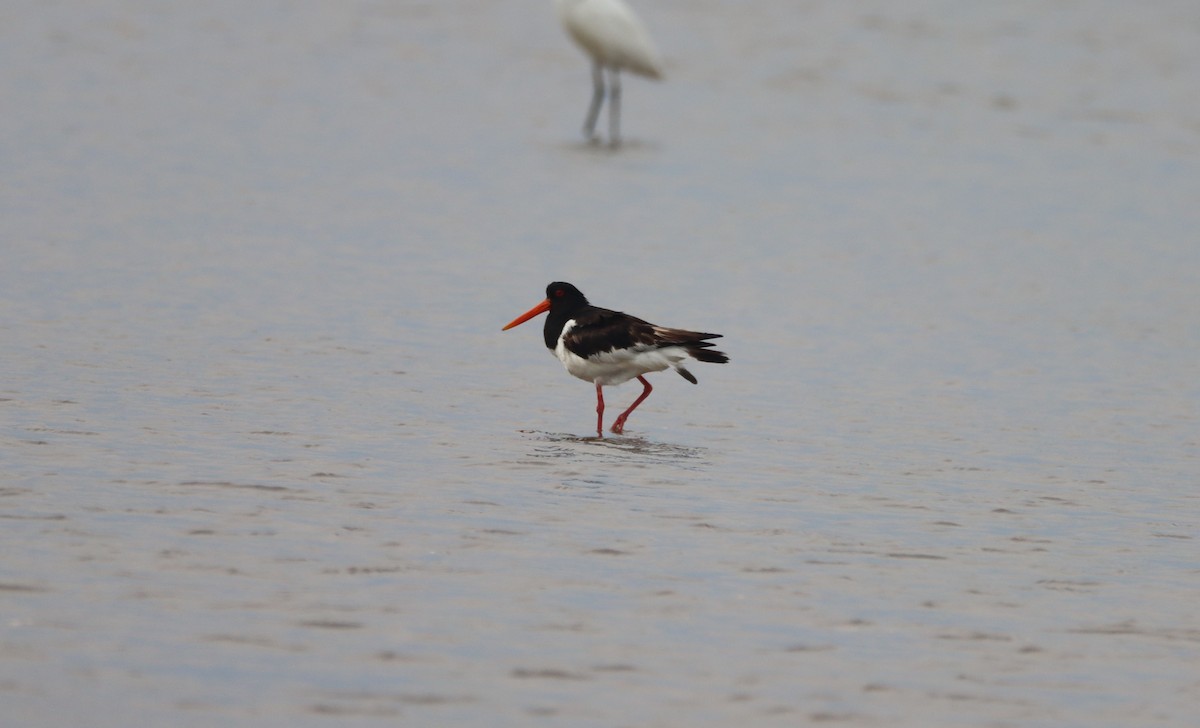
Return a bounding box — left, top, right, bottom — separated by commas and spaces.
502, 282, 728, 436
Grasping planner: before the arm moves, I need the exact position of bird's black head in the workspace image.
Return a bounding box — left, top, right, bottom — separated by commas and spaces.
541, 282, 592, 349
502, 281, 591, 334
546, 281, 589, 310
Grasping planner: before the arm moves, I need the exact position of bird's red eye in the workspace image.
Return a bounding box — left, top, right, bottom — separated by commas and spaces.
555, 289, 565, 297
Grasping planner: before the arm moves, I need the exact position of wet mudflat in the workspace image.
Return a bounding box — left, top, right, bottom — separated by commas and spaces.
2, 2, 1198, 726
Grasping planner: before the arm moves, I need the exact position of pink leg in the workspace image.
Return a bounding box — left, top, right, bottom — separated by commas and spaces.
611, 375, 652, 434
595, 382, 605, 437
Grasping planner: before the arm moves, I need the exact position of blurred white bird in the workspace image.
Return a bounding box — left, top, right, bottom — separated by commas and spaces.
555, 0, 663, 145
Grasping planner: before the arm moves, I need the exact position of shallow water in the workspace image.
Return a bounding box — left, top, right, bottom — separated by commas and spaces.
3, 1, 1199, 726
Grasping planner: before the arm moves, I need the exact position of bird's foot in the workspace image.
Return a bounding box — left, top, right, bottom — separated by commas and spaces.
610, 419, 627, 435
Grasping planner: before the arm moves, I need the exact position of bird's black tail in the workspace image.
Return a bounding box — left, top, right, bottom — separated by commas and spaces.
675, 335, 729, 383
686, 340, 729, 364
654, 327, 729, 382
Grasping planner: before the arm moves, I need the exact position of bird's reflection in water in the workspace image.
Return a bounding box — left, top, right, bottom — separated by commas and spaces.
520, 430, 708, 470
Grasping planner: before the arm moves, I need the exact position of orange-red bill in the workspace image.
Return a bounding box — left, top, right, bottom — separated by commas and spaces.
501, 298, 551, 330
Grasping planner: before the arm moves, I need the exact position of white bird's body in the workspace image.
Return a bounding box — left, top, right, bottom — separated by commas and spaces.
556, 0, 663, 79
554, 0, 663, 144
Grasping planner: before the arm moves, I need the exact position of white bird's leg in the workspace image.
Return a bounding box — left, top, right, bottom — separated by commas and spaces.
583, 62, 605, 141
608, 68, 622, 146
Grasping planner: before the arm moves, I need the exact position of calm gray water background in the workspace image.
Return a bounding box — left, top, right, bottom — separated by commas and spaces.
3, 1, 1198, 726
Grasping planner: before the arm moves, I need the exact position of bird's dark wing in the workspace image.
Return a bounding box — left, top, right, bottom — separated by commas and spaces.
564, 307, 729, 363
561, 307, 661, 359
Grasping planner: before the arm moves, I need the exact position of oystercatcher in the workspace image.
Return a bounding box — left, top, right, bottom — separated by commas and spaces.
502, 282, 728, 436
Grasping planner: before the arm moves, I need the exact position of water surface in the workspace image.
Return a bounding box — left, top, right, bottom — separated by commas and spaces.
3, 1, 1198, 726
